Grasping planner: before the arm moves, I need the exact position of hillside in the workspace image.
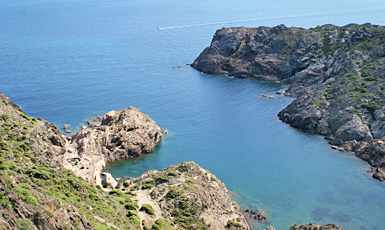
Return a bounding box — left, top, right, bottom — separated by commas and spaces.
191, 23, 385, 181
0, 93, 251, 229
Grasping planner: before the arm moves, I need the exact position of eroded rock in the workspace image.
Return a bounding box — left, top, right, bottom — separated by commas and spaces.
60, 106, 164, 185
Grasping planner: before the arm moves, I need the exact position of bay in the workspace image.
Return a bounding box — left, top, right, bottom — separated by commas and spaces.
1, 0, 385, 229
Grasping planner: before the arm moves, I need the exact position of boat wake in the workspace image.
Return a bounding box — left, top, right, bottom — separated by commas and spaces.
157, 7, 385, 30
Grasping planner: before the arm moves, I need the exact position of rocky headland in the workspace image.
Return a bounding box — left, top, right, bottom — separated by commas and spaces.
191, 23, 385, 181
62, 106, 164, 186
0, 93, 253, 229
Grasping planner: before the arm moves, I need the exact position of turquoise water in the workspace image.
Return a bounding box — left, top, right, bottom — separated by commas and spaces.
1, 0, 385, 229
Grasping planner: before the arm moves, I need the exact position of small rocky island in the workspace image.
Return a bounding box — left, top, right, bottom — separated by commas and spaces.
192, 23, 385, 182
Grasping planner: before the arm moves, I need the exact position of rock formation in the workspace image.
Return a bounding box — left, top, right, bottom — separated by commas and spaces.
289, 223, 344, 230
191, 23, 385, 181
123, 161, 250, 229
61, 106, 164, 185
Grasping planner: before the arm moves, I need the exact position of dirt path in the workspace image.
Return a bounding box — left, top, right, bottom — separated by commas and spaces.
135, 190, 163, 227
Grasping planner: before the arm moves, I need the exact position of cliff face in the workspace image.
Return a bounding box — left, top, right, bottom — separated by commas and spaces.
191, 23, 385, 181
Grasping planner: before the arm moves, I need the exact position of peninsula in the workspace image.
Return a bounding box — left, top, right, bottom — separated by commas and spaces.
191, 23, 385, 182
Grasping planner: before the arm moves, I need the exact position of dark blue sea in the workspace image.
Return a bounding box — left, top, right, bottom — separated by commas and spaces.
1, 0, 385, 229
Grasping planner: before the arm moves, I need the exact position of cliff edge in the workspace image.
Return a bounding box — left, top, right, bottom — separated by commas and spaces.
191, 23, 385, 181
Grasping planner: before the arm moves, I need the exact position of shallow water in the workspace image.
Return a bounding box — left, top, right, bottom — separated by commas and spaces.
1, 0, 385, 229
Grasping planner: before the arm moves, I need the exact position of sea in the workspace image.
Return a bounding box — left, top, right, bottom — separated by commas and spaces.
1, 0, 385, 229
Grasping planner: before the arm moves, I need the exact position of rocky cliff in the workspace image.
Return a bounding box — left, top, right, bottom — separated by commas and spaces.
62, 106, 164, 185
191, 23, 385, 181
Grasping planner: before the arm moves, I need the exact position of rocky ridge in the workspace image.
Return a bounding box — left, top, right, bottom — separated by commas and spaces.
191, 23, 385, 181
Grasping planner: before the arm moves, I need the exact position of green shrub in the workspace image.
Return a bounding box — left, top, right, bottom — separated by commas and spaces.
18, 218, 34, 230
168, 171, 176, 176
131, 184, 140, 191
1, 114, 12, 121
1, 122, 11, 127
151, 223, 160, 230
364, 76, 376, 81
26, 167, 52, 180
125, 202, 139, 210
126, 191, 137, 196
109, 189, 123, 196
141, 204, 155, 215
127, 210, 140, 225
123, 181, 130, 187
14, 183, 40, 206
361, 102, 377, 112
227, 220, 242, 228
156, 175, 169, 183
0, 192, 11, 207
0, 160, 17, 171
312, 100, 323, 106
185, 179, 196, 185
347, 73, 360, 80
1, 99, 8, 106
141, 183, 154, 190
166, 188, 183, 199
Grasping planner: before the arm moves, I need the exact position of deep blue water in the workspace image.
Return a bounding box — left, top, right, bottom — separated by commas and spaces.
1, 0, 385, 229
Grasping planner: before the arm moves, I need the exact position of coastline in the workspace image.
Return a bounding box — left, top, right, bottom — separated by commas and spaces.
191, 23, 385, 182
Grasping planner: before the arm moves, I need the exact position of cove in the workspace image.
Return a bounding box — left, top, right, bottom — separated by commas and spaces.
1, 0, 385, 229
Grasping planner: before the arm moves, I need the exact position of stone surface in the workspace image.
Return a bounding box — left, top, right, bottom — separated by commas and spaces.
102, 173, 118, 189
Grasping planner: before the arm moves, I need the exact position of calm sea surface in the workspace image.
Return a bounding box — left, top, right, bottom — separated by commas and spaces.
1, 0, 385, 229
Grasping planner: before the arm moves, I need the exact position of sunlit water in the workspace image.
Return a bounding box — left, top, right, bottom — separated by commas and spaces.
1, 0, 385, 229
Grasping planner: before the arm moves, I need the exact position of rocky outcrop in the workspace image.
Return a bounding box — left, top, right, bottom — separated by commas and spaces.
60, 106, 164, 185
289, 223, 344, 230
265, 223, 344, 230
192, 23, 385, 181
124, 161, 250, 230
